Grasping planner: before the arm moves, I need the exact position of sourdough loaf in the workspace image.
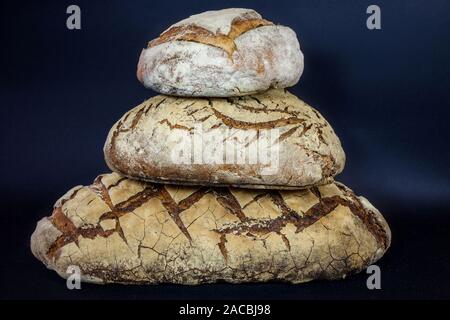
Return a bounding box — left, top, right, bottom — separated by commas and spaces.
31, 172, 390, 285
137, 8, 303, 97
104, 89, 345, 189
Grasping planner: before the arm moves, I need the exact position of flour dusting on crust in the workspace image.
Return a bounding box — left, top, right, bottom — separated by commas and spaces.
137, 8, 304, 96
31, 175, 391, 284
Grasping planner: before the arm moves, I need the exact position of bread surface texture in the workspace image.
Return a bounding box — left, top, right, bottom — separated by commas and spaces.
31, 173, 391, 285
137, 8, 303, 96
104, 89, 345, 189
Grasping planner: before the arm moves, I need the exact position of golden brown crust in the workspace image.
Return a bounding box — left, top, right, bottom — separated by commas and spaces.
31, 173, 391, 285
103, 89, 346, 189
137, 9, 303, 97
148, 18, 273, 56
107, 167, 335, 190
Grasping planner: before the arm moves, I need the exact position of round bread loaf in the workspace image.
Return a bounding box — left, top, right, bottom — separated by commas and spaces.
137, 8, 304, 96
31, 173, 391, 285
104, 89, 345, 189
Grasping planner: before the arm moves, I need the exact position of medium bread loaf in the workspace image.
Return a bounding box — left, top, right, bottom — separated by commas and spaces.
104, 89, 345, 189
31, 173, 391, 285
137, 8, 303, 97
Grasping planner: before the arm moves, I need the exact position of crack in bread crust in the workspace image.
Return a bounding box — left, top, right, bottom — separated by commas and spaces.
149, 18, 273, 56
136, 9, 303, 97
34, 173, 391, 284
104, 90, 346, 190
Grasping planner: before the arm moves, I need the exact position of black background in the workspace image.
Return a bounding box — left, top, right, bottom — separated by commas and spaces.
1, 0, 449, 299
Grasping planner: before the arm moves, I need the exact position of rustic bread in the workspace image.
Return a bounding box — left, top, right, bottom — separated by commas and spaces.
31, 173, 391, 285
104, 89, 345, 189
137, 8, 303, 97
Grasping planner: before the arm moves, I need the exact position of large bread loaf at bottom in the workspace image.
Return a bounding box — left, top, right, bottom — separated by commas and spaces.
31, 173, 390, 284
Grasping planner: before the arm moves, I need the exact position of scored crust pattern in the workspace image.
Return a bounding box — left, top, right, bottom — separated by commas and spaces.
104, 89, 346, 189
137, 9, 303, 97
149, 16, 273, 56
31, 173, 390, 284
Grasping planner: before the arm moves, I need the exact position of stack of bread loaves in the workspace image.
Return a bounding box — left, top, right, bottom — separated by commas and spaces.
31, 8, 391, 285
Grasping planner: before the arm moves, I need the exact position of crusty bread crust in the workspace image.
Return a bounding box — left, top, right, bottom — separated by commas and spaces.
31, 173, 391, 284
149, 18, 273, 56
137, 8, 304, 97
104, 89, 345, 189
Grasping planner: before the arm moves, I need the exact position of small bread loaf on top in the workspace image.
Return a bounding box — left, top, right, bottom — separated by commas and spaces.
137, 8, 304, 97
